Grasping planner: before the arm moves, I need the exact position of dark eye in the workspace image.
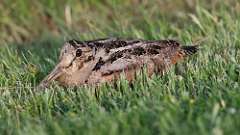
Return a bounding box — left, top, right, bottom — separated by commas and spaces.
76, 49, 82, 57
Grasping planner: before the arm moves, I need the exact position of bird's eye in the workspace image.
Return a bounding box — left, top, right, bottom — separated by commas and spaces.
76, 49, 82, 57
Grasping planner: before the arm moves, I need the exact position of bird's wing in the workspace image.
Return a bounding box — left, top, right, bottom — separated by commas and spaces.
92, 40, 184, 74
99, 57, 143, 75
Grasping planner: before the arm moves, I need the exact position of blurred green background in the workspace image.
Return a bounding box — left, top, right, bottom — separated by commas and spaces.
1, 0, 239, 43
0, 0, 240, 135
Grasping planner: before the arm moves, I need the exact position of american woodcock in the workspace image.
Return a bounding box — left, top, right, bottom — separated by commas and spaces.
38, 38, 198, 88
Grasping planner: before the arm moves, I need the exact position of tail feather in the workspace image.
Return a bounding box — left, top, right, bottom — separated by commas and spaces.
170, 45, 198, 64
181, 45, 198, 56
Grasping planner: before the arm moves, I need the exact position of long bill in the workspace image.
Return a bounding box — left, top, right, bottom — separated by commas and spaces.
37, 64, 64, 89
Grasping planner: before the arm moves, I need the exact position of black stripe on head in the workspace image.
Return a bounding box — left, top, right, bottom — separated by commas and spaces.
68, 39, 89, 48
68, 40, 80, 49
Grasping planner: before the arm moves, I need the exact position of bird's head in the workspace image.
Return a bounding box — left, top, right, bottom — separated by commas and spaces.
39, 40, 96, 88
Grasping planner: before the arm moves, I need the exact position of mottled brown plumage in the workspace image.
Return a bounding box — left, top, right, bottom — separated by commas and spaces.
38, 38, 198, 88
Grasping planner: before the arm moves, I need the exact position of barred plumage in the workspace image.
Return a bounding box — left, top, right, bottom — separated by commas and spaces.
38, 38, 199, 88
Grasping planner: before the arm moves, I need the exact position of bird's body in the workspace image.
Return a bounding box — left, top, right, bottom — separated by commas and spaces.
39, 38, 198, 88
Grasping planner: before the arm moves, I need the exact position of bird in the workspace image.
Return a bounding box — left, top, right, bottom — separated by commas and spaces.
38, 37, 198, 88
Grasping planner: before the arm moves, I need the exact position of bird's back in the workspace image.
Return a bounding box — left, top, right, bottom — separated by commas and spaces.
83, 38, 198, 84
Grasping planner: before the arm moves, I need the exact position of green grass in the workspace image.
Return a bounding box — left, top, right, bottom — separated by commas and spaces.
0, 0, 240, 135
